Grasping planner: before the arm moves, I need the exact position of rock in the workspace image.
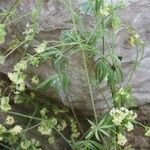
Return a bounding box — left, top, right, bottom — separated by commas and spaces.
0, 0, 150, 149
0, 0, 150, 115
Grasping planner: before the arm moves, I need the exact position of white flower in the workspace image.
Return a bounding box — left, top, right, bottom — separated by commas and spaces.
14, 60, 27, 72
117, 133, 127, 146
100, 4, 110, 16
145, 127, 150, 137
34, 41, 47, 54
10, 125, 22, 135
38, 119, 57, 135
112, 116, 124, 126
20, 140, 31, 149
40, 108, 48, 117
31, 75, 40, 85
8, 72, 26, 92
110, 107, 137, 126
125, 122, 134, 132
5, 116, 15, 125
0, 96, 11, 111
110, 108, 126, 126
127, 110, 137, 120
48, 136, 55, 145
16, 83, 26, 92
23, 23, 34, 41
38, 125, 52, 135
14, 94, 23, 104
8, 72, 25, 85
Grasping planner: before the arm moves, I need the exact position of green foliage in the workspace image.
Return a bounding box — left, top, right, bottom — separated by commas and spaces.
0, 0, 148, 150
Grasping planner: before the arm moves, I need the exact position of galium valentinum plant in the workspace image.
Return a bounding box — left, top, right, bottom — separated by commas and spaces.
0, 0, 149, 149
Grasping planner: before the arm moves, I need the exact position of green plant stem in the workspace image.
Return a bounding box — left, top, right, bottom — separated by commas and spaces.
127, 45, 144, 86
1, 110, 41, 121
135, 121, 146, 128
26, 108, 38, 129
82, 49, 98, 124
4, 40, 27, 59
102, 0, 105, 55
0, 143, 12, 150
22, 123, 40, 133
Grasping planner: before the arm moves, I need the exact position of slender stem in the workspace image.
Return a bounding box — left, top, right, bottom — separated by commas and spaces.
22, 123, 40, 133
0, 110, 41, 121
82, 49, 98, 124
0, 143, 12, 150
4, 40, 27, 59
102, 0, 105, 55
126, 45, 144, 86
25, 108, 38, 129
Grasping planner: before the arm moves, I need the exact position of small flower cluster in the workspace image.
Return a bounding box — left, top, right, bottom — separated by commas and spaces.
29, 56, 40, 67
129, 31, 144, 46
100, 4, 111, 16
9, 125, 22, 135
32, 75, 40, 85
53, 106, 68, 115
34, 41, 47, 54
0, 122, 22, 142
48, 136, 55, 145
14, 60, 27, 72
20, 138, 40, 150
5, 116, 15, 125
111, 15, 121, 29
70, 119, 80, 138
57, 120, 67, 131
38, 118, 57, 136
117, 133, 127, 146
114, 88, 130, 102
23, 23, 35, 41
8, 60, 27, 92
110, 107, 137, 131
0, 96, 11, 112
40, 108, 48, 118
14, 94, 24, 104
110, 107, 136, 146
145, 127, 150, 137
